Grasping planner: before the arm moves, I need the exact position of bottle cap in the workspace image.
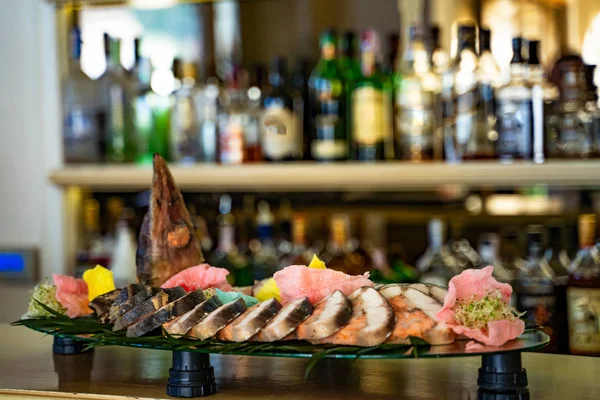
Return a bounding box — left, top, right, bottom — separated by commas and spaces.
339, 31, 357, 58
511, 37, 526, 64
528, 40, 541, 65
457, 24, 477, 49
479, 27, 491, 53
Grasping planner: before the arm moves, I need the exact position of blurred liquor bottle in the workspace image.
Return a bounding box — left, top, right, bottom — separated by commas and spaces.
495, 37, 533, 161
516, 226, 558, 351
98, 34, 136, 163
170, 60, 205, 164
276, 198, 293, 257
351, 30, 392, 162
395, 24, 436, 162
239, 68, 263, 163
567, 214, 600, 356
109, 208, 137, 288
546, 57, 593, 159
544, 220, 570, 354
416, 218, 456, 286
473, 27, 501, 159
309, 31, 348, 162
321, 214, 371, 276
75, 198, 110, 278
444, 24, 478, 162
189, 204, 213, 254
261, 57, 303, 162
588, 65, 600, 156
253, 201, 279, 280
479, 233, 515, 284
339, 31, 361, 82
62, 8, 101, 164
219, 69, 249, 165
284, 213, 311, 267
526, 40, 559, 163
292, 58, 313, 160
196, 78, 220, 163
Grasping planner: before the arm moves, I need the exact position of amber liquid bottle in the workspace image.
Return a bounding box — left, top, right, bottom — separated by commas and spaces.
567, 214, 600, 356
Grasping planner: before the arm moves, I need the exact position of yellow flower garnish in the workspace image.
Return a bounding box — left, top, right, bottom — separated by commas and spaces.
308, 254, 326, 269
255, 278, 281, 302
83, 265, 116, 301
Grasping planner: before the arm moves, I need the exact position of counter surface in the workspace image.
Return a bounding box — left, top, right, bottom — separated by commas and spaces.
0, 325, 599, 399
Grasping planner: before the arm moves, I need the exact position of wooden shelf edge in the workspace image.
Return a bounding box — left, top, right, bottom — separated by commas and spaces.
48, 161, 600, 192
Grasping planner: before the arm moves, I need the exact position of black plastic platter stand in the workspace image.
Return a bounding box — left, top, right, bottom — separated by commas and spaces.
53, 336, 92, 355
478, 351, 529, 400
167, 351, 217, 398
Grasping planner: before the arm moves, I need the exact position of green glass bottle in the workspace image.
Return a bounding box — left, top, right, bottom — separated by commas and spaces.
338, 32, 361, 82
351, 30, 391, 161
309, 30, 347, 162
99, 34, 136, 163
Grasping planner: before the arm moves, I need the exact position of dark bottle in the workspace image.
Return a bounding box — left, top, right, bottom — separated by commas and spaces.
472, 27, 501, 160
309, 31, 348, 162
544, 221, 570, 354
260, 57, 303, 162
292, 58, 313, 160
516, 226, 558, 352
338, 31, 361, 82
284, 213, 311, 267
495, 37, 533, 161
444, 24, 479, 162
567, 214, 600, 356
351, 30, 390, 161
386, 33, 400, 76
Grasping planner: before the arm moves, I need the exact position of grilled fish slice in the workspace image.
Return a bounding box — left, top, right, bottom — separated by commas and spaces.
188, 298, 247, 340
113, 284, 145, 307
217, 298, 282, 342
296, 290, 352, 341
89, 289, 120, 316
136, 154, 204, 286
379, 284, 454, 345
109, 287, 156, 322
310, 287, 395, 347
126, 290, 205, 337
113, 291, 170, 331
163, 296, 223, 336
253, 297, 313, 342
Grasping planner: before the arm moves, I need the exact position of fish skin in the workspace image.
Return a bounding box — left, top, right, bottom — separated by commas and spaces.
253, 297, 313, 342
163, 295, 223, 336
136, 154, 204, 286
113, 291, 169, 331
188, 298, 247, 340
296, 290, 352, 341
217, 298, 282, 342
89, 289, 120, 316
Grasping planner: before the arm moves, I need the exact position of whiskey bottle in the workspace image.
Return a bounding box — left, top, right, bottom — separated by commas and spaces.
567, 214, 600, 356
495, 37, 533, 161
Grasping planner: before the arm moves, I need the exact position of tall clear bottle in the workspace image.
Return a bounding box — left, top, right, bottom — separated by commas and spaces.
62, 10, 101, 164
444, 24, 479, 162
395, 25, 437, 162
309, 31, 348, 162
567, 214, 600, 356
132, 38, 154, 165
516, 226, 558, 351
495, 37, 533, 161
98, 34, 136, 163
171, 61, 202, 164
417, 218, 459, 287
261, 57, 303, 162
473, 27, 501, 159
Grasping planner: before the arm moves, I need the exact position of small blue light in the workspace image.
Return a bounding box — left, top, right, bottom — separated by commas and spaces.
0, 253, 25, 272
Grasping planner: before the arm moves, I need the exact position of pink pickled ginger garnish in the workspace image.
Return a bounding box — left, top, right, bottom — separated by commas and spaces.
436, 266, 524, 347
52, 274, 93, 318
161, 264, 232, 292
274, 265, 373, 304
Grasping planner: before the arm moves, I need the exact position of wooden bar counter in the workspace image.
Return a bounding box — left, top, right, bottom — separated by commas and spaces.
1, 325, 599, 399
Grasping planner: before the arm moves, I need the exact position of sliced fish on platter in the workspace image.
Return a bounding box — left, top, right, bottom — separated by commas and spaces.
217, 298, 282, 342
109, 287, 157, 323
163, 295, 223, 336
310, 287, 395, 347
188, 297, 247, 340
113, 291, 170, 331
126, 290, 205, 337
253, 297, 313, 342
296, 290, 352, 341
379, 284, 454, 345
89, 289, 120, 316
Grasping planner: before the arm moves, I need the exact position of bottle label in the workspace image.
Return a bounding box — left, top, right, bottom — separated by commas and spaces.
496, 99, 532, 158
219, 115, 245, 164
352, 87, 384, 145
556, 112, 591, 156
567, 287, 600, 353
261, 105, 299, 160
518, 292, 556, 340
311, 138, 346, 160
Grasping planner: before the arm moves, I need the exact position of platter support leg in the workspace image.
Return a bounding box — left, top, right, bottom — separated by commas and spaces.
167, 351, 217, 398
477, 351, 529, 400
53, 336, 92, 355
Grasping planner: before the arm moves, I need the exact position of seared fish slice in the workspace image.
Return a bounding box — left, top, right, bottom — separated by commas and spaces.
89, 289, 120, 316
296, 290, 352, 341
217, 298, 282, 342
109, 287, 157, 323
253, 297, 313, 342
188, 298, 247, 340
163, 296, 223, 336
379, 284, 454, 345
112, 287, 186, 331
310, 287, 395, 347
136, 154, 204, 286
126, 290, 205, 337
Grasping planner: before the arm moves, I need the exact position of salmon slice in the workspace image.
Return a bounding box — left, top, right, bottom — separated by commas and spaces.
136, 154, 204, 286
379, 284, 455, 345
310, 287, 395, 347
